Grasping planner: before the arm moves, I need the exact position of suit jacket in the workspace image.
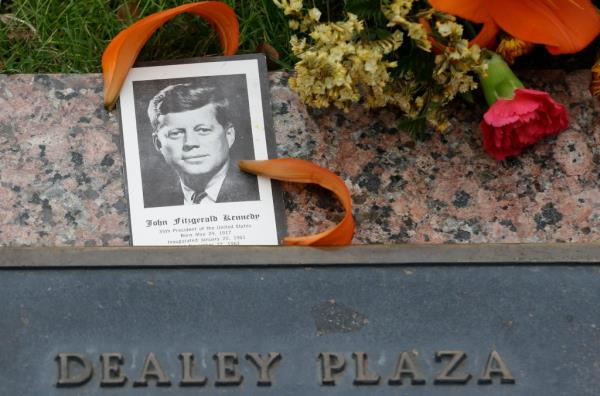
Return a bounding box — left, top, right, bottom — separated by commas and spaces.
144, 165, 260, 208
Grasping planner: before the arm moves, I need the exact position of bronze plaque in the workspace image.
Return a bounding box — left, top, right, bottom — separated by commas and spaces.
1, 245, 599, 395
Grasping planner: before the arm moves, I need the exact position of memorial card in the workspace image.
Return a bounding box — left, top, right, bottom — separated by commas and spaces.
118, 55, 284, 246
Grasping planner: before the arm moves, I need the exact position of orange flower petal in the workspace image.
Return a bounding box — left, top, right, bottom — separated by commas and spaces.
428, 0, 490, 23
419, 17, 447, 54
487, 0, 600, 54
496, 36, 535, 64
102, 1, 239, 109
239, 159, 355, 246
469, 19, 499, 49
591, 57, 600, 97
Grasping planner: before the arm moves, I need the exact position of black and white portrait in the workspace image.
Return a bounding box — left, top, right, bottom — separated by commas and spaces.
118, 55, 283, 246
133, 75, 259, 208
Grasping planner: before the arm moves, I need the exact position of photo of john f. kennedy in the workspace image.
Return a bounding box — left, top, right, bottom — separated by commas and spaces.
133, 75, 260, 208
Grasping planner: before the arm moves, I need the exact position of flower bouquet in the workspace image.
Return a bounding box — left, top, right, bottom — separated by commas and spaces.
272, 0, 600, 159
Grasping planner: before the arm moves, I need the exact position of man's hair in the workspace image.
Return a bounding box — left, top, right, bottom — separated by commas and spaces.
147, 83, 230, 132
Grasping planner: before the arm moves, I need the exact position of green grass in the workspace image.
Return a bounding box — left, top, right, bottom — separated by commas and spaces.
4, 1, 596, 74
0, 0, 297, 73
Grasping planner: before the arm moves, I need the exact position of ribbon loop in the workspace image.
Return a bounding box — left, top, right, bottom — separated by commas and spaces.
239, 158, 355, 246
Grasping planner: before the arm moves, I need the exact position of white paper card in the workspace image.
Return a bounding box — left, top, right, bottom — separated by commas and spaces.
118, 55, 283, 246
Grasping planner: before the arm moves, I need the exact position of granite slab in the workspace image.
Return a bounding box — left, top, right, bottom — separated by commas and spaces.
0, 70, 599, 246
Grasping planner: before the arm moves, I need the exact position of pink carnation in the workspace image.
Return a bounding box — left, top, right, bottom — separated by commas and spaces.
480, 88, 568, 160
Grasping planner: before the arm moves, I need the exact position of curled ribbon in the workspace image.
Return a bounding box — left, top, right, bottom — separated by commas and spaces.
102, 1, 239, 110
240, 159, 355, 246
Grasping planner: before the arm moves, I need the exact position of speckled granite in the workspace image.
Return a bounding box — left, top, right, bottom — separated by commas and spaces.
0, 70, 599, 246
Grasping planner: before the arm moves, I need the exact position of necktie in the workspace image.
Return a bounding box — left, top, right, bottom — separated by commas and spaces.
191, 191, 207, 204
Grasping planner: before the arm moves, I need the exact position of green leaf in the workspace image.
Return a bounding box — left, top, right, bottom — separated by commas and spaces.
459, 91, 475, 104
344, 0, 385, 24
393, 45, 435, 80
397, 116, 428, 140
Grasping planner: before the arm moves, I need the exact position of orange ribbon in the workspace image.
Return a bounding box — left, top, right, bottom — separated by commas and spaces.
429, 0, 600, 55
240, 159, 355, 246
102, 1, 239, 109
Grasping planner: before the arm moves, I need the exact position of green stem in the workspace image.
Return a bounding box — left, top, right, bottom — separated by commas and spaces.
479, 52, 524, 106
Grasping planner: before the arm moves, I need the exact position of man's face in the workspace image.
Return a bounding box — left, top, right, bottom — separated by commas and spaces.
153, 103, 235, 179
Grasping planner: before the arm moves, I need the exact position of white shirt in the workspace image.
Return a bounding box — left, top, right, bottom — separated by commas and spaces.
180, 162, 228, 207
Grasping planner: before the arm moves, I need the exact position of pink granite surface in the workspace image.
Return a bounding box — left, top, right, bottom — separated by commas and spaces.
0, 71, 599, 246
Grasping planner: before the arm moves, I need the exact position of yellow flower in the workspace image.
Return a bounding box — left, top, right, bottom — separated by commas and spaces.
406, 21, 431, 52
382, 0, 414, 25
382, 0, 431, 52
278, 1, 482, 131
496, 36, 535, 65
272, 0, 303, 15
436, 21, 462, 38
372, 30, 404, 53
287, 10, 400, 111
427, 110, 451, 132
308, 7, 321, 22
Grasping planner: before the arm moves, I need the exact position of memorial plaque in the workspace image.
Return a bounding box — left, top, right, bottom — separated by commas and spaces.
1, 245, 600, 395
